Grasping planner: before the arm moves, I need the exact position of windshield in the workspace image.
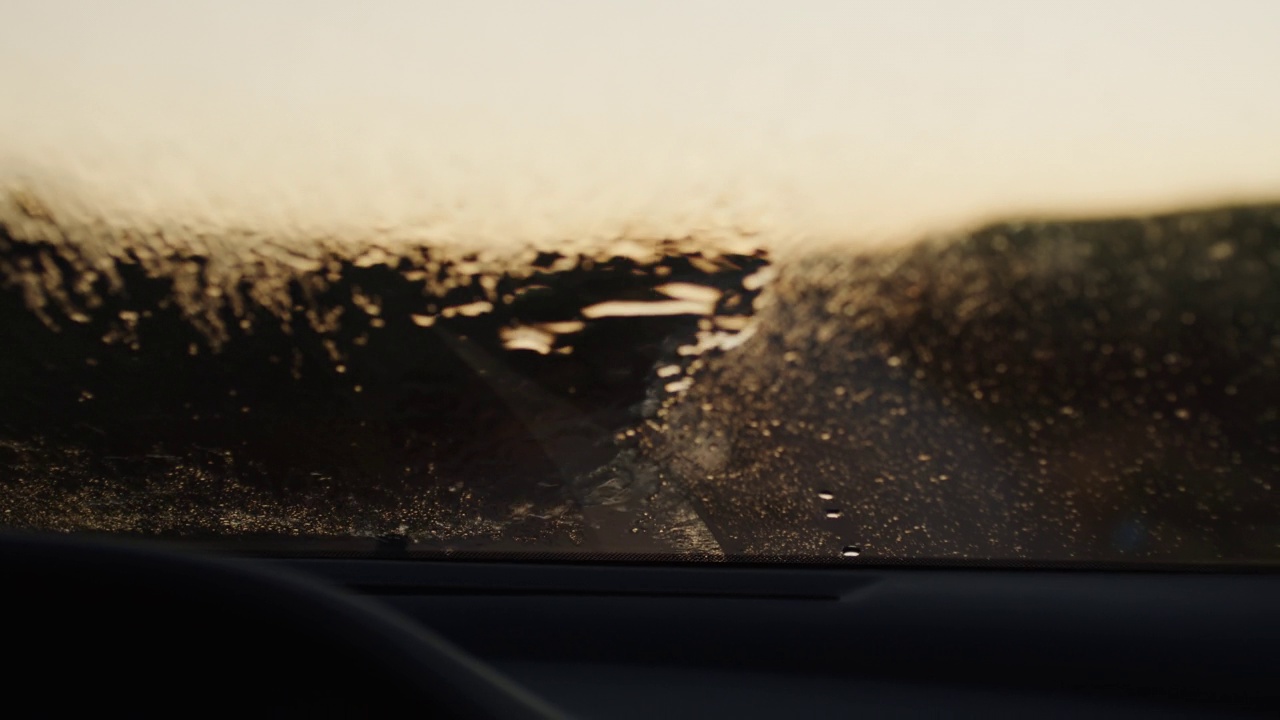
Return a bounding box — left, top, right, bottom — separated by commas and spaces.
2, 1, 1278, 565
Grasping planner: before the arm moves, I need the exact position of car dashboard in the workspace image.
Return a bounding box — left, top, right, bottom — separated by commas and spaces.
5, 533, 1276, 718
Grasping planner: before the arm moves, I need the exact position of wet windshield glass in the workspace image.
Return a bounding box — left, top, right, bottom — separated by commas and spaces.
2, 1, 1278, 564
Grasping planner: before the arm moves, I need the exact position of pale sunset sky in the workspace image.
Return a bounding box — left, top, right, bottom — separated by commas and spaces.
3, 0, 1279, 247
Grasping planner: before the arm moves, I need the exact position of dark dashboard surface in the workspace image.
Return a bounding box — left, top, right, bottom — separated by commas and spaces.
3, 533, 1275, 718
281, 557, 1279, 718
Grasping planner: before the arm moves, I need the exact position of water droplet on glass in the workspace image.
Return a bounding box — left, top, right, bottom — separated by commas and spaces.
656, 364, 682, 378
664, 377, 694, 393
1207, 241, 1235, 261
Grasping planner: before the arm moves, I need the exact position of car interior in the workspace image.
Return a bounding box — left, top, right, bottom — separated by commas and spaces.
5, 533, 1276, 717
3, 2, 1278, 717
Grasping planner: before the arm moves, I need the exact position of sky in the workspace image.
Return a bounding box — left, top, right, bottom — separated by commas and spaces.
3, 0, 1280, 247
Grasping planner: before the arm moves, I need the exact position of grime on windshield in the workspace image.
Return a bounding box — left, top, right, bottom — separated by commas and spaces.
2, 193, 1277, 563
